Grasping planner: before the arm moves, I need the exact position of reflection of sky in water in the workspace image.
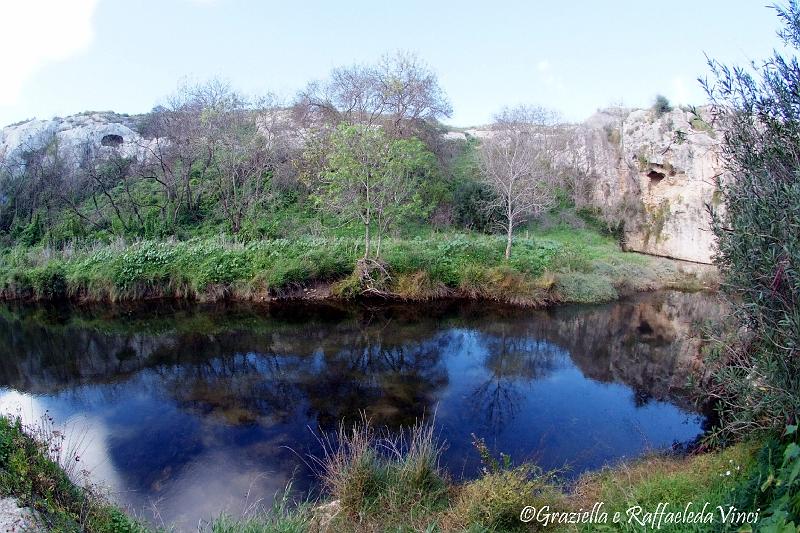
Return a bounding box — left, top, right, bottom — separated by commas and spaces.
0, 294, 709, 531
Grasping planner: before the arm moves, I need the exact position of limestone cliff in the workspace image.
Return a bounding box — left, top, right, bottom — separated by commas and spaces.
447, 107, 723, 264
576, 107, 722, 264
0, 112, 145, 169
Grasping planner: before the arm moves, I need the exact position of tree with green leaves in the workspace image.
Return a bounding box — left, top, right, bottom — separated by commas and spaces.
703, 2, 800, 438
318, 124, 435, 258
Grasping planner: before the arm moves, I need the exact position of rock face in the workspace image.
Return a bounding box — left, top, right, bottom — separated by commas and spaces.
0, 107, 723, 263
446, 108, 723, 264
0, 112, 144, 170
575, 107, 723, 264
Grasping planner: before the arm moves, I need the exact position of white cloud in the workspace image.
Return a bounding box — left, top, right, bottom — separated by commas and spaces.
537, 60, 550, 72
0, 0, 99, 107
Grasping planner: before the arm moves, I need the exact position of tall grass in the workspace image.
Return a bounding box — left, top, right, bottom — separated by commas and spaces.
0, 228, 712, 306
313, 416, 449, 527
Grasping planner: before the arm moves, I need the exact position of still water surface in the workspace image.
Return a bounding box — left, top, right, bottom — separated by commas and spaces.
0, 291, 717, 529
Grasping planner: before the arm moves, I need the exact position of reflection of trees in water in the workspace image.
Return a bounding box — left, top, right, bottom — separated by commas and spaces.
470, 326, 567, 432
126, 314, 452, 430
0, 293, 722, 416
0, 294, 720, 498
0, 293, 722, 419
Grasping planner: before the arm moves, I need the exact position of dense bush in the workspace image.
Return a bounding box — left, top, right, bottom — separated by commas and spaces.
704, 1, 800, 437
652, 94, 673, 116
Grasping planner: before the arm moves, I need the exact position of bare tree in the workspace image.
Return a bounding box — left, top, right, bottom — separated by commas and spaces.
294, 51, 451, 137
375, 51, 453, 136
478, 106, 560, 259
133, 80, 233, 226
210, 96, 292, 233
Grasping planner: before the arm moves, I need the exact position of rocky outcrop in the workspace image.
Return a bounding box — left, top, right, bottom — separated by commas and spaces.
574, 107, 723, 264
0, 112, 145, 170
447, 108, 723, 264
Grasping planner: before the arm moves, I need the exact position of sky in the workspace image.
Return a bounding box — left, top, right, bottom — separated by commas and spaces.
0, 0, 790, 127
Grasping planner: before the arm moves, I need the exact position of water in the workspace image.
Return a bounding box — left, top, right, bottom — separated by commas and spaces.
0, 291, 718, 529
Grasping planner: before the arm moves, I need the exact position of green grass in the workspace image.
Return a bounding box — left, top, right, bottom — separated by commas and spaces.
0, 227, 712, 305
569, 443, 760, 532
0, 416, 149, 533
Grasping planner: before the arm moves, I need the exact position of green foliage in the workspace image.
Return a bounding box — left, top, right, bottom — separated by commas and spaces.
732, 427, 800, 532
453, 180, 498, 233
704, 1, 800, 436
653, 94, 673, 116
317, 124, 436, 257
449, 139, 501, 233
0, 416, 148, 533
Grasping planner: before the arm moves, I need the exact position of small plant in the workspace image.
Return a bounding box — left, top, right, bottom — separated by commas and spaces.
448, 435, 563, 531
653, 94, 673, 116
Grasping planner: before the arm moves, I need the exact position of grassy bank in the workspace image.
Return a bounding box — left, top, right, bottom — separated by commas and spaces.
201, 423, 780, 533
3, 412, 790, 533
0, 228, 715, 306
0, 416, 148, 532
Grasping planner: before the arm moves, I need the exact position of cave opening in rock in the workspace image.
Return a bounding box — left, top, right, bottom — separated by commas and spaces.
101, 134, 124, 147
637, 320, 654, 335
647, 169, 665, 183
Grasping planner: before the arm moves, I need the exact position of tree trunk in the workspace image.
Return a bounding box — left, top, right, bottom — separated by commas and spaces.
375, 231, 382, 259
505, 224, 513, 260
364, 222, 371, 258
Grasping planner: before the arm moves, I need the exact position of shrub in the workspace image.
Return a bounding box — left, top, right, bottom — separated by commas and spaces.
449, 435, 563, 532
29, 262, 67, 299
703, 2, 800, 437
317, 418, 449, 526
652, 94, 673, 116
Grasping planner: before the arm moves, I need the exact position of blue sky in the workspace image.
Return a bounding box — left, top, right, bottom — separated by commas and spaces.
0, 0, 788, 127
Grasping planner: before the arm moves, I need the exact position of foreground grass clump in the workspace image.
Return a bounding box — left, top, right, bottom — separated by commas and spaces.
0, 228, 712, 305
0, 416, 147, 533
317, 418, 451, 530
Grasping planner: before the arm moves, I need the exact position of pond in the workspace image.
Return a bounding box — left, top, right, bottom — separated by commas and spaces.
0, 291, 719, 530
